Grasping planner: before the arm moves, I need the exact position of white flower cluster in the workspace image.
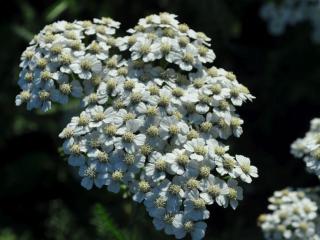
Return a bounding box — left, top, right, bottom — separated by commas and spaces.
258, 188, 320, 240
16, 13, 257, 240
260, 0, 320, 43
15, 17, 120, 111
291, 118, 320, 178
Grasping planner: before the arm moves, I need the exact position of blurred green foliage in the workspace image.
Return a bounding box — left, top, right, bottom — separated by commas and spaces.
1, 0, 320, 239
91, 204, 127, 240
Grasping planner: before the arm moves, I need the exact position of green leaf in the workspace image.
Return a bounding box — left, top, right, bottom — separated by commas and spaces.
12, 25, 34, 42
18, 0, 35, 22
91, 204, 127, 240
0, 229, 17, 240
46, 1, 69, 22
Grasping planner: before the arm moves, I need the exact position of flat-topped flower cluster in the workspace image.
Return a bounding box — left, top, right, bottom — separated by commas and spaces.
260, 0, 320, 43
259, 118, 320, 239
15, 13, 257, 239
258, 188, 320, 240
291, 118, 320, 178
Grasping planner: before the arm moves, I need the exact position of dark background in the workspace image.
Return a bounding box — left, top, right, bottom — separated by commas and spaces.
0, 0, 319, 239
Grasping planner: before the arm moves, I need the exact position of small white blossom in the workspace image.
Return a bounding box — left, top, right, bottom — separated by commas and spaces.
235, 155, 258, 183
226, 179, 243, 210
173, 213, 207, 240
79, 161, 107, 190
70, 54, 102, 80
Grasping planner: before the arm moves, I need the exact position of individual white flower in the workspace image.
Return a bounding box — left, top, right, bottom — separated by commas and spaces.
32, 67, 57, 88
166, 149, 193, 175
226, 179, 243, 209
119, 150, 145, 174
28, 84, 53, 112
116, 35, 137, 51
52, 78, 83, 104
98, 123, 119, 147
130, 37, 159, 62
152, 210, 177, 236
153, 37, 179, 62
137, 14, 160, 27
66, 39, 86, 57
87, 41, 110, 60
105, 160, 129, 193
230, 116, 244, 137
235, 155, 258, 183
59, 125, 75, 139
79, 161, 107, 190
123, 83, 153, 108
196, 44, 216, 63
145, 151, 167, 181
62, 137, 87, 167
184, 138, 208, 162
184, 189, 210, 221
210, 85, 230, 101
115, 119, 146, 152
193, 159, 215, 179
88, 106, 122, 128
20, 46, 36, 68
83, 82, 109, 106
171, 44, 199, 71
17, 68, 34, 89
87, 148, 112, 170
84, 21, 116, 38
69, 111, 92, 135
215, 153, 238, 178
206, 138, 221, 158
155, 87, 176, 114
160, 178, 185, 212
85, 130, 107, 152
159, 116, 189, 145
70, 54, 102, 79
229, 83, 255, 106
131, 177, 153, 203
58, 48, 74, 74
144, 182, 169, 217
15, 88, 32, 109
172, 213, 207, 240
86, 105, 106, 128
93, 17, 120, 28
136, 103, 160, 122
199, 175, 228, 207
175, 172, 201, 194
207, 111, 233, 139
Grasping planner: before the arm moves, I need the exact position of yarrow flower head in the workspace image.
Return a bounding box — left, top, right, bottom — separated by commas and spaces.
260, 0, 320, 43
291, 118, 320, 178
15, 13, 257, 240
259, 118, 320, 240
258, 188, 320, 240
